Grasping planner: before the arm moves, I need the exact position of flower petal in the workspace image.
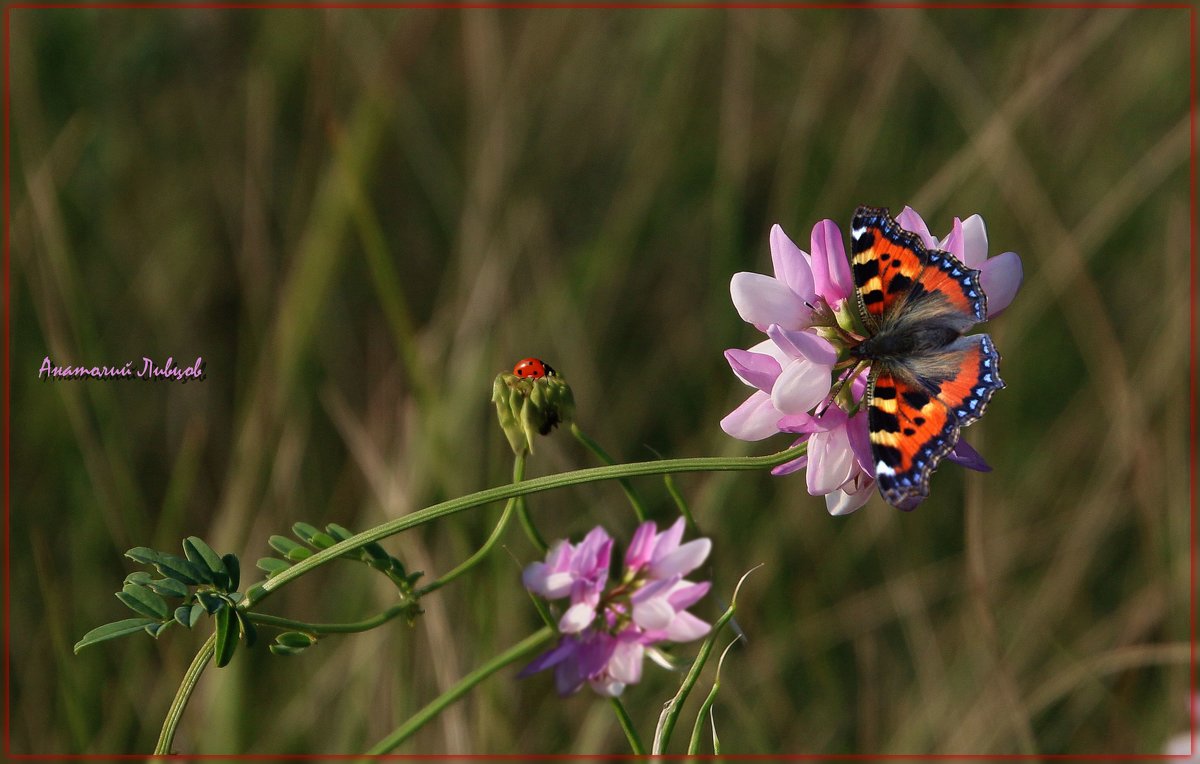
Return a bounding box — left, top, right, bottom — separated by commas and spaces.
826, 484, 873, 516
806, 425, 855, 496
896, 206, 936, 248
846, 410, 874, 474
665, 611, 711, 642
959, 214, 988, 268
776, 413, 819, 433
771, 357, 833, 415
810, 219, 852, 304
770, 452, 807, 476
766, 324, 838, 366
769, 224, 816, 299
518, 638, 576, 678
730, 272, 809, 330
649, 538, 711, 579
558, 602, 597, 634
667, 580, 711, 611
632, 595, 675, 630
651, 518, 686, 563
607, 638, 644, 686
947, 438, 991, 472
979, 251, 1023, 316
720, 391, 781, 441
724, 348, 782, 392
938, 217, 965, 261
623, 521, 657, 574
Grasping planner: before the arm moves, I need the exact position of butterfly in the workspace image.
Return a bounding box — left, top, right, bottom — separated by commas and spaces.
846, 206, 1004, 509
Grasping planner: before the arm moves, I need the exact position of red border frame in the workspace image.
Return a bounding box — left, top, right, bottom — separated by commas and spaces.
2, 1, 1195, 759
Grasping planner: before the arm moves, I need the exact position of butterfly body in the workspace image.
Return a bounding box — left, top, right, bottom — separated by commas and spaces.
848, 206, 1004, 509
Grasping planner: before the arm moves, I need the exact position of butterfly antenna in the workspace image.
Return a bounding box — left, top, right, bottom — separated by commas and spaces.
815, 362, 866, 417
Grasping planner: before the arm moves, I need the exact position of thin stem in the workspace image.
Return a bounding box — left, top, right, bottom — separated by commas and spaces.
250, 443, 806, 607
663, 473, 698, 534
609, 697, 646, 754
247, 604, 410, 635
516, 495, 547, 553
365, 626, 556, 754
688, 679, 722, 754
154, 632, 216, 755
653, 602, 739, 754
570, 423, 648, 522
417, 454, 526, 596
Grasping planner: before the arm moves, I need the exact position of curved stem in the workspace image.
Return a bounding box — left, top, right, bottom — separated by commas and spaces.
365, 626, 556, 754
609, 697, 646, 754
154, 632, 216, 755
247, 603, 410, 635
418, 454, 525, 597
570, 423, 648, 522
250, 444, 806, 607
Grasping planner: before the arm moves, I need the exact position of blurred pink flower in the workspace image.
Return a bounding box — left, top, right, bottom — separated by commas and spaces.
521, 520, 712, 697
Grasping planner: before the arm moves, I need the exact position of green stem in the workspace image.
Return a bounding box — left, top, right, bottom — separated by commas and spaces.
365, 626, 556, 754
609, 697, 646, 754
688, 677, 722, 754
417, 454, 526, 597
653, 602, 739, 754
516, 498, 547, 553
250, 444, 806, 607
154, 632, 216, 755
663, 473, 698, 533
247, 604, 410, 635
570, 423, 648, 522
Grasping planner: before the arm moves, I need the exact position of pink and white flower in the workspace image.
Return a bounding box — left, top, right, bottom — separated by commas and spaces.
520, 519, 713, 697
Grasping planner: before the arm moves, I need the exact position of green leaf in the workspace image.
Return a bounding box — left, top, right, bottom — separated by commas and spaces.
285, 546, 312, 562
124, 571, 153, 586
117, 583, 170, 619
222, 553, 240, 592
144, 621, 172, 638
364, 541, 389, 560
188, 603, 205, 628
291, 522, 322, 544
275, 631, 316, 648
126, 547, 209, 585
235, 609, 257, 648
325, 523, 353, 541
214, 607, 239, 668
308, 531, 338, 550
146, 577, 189, 598
268, 535, 304, 556
196, 591, 227, 614
174, 605, 194, 628
269, 644, 305, 656
183, 536, 228, 579
256, 557, 290, 577
74, 618, 158, 653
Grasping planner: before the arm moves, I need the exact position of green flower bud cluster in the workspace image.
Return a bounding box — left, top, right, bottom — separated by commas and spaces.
492, 370, 575, 455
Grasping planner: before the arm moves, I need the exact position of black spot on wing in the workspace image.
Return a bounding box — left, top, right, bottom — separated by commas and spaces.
901, 390, 930, 409
863, 289, 885, 306
853, 259, 880, 284
873, 385, 896, 400
874, 444, 903, 468
869, 407, 900, 434
886, 274, 913, 294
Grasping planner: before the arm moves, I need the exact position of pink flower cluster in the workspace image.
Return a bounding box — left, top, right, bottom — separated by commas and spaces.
520, 518, 712, 697
721, 208, 1023, 515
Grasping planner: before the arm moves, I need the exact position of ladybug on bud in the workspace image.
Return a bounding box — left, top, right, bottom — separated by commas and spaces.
512, 357, 556, 379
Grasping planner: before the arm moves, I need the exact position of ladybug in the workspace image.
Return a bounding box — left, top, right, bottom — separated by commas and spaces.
512, 357, 556, 379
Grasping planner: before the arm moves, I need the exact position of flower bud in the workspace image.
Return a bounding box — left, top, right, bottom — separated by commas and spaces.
492, 371, 575, 455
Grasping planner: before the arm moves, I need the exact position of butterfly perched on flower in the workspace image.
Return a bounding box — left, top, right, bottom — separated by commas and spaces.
847, 206, 1004, 509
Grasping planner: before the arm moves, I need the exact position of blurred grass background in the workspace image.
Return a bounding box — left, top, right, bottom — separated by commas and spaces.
7, 6, 1192, 755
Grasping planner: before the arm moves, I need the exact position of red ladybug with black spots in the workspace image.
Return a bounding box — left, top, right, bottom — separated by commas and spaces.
512, 358, 556, 379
